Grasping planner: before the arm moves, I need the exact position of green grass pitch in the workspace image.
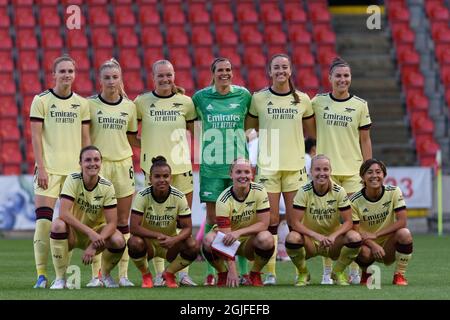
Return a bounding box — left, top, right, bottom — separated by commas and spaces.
0, 234, 448, 300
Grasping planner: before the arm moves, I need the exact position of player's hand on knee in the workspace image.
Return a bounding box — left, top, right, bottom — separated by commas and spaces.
82, 246, 96, 265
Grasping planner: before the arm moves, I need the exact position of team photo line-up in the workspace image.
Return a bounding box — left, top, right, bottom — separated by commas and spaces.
30, 52, 413, 289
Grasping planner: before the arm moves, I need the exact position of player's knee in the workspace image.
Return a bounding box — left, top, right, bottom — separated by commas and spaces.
255, 230, 273, 250
345, 230, 362, 244
285, 231, 302, 244
184, 237, 199, 255
396, 228, 413, 244
127, 235, 145, 253
108, 230, 125, 249
51, 218, 67, 233
357, 245, 372, 261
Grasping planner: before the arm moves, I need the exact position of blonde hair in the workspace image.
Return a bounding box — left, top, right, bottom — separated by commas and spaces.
310, 154, 331, 170
268, 54, 300, 103
152, 59, 185, 95
230, 157, 252, 173
99, 58, 128, 99
53, 54, 76, 73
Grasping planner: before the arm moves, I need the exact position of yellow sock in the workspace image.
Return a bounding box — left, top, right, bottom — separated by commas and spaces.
50, 236, 69, 279
101, 247, 125, 276
333, 245, 361, 273
322, 257, 333, 271
166, 254, 194, 274
91, 253, 102, 278
252, 247, 275, 272
34, 219, 52, 277
153, 257, 165, 274
131, 254, 149, 276
286, 244, 307, 274
118, 233, 130, 279
266, 234, 278, 275
395, 252, 412, 275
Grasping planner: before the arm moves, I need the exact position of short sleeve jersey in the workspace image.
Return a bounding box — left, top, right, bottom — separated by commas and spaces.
134, 92, 197, 175
350, 185, 406, 243
215, 182, 270, 231
88, 95, 138, 161
249, 88, 314, 171
293, 181, 350, 235
30, 89, 90, 175
60, 173, 117, 229
132, 186, 191, 237
312, 93, 372, 175
192, 85, 252, 178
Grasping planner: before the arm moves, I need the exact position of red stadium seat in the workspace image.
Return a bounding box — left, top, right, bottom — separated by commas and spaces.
143, 47, 165, 70
211, 4, 234, 24
415, 134, 440, 157
20, 72, 42, 95
236, 3, 258, 24
401, 69, 425, 88
193, 47, 215, 68
308, 3, 331, 24
292, 50, 315, 67
22, 95, 34, 118
445, 88, 450, 107
419, 155, 437, 167
313, 25, 336, 45
40, 28, 63, 49
141, 26, 164, 47
114, 5, 136, 26
166, 26, 189, 46
39, 7, 61, 28
316, 45, 338, 66
139, 5, 160, 25
91, 27, 114, 48
163, 4, 185, 25
217, 47, 241, 68
72, 71, 94, 96
69, 49, 91, 71
391, 23, 415, 44
0, 52, 14, 73
0, 96, 18, 118
239, 25, 263, 45
18, 51, 39, 72
296, 70, 320, 91
435, 43, 450, 64
36, 0, 59, 5
215, 25, 238, 46
119, 48, 141, 70
14, 7, 36, 28
242, 46, 266, 67
264, 25, 287, 45
92, 48, 115, 69
188, 3, 210, 24
174, 70, 195, 94
388, 5, 410, 22
116, 27, 139, 48
0, 119, 20, 141
0, 29, 12, 50
0, 74, 16, 95
410, 112, 434, 135
247, 67, 268, 92
167, 47, 192, 69
283, 3, 307, 23
88, 6, 111, 26
396, 45, 420, 65
260, 3, 282, 24
232, 69, 245, 87
287, 24, 312, 44
123, 71, 144, 96
266, 45, 289, 59
195, 68, 211, 88
441, 66, 450, 86
66, 29, 89, 49
16, 29, 38, 50
191, 26, 213, 46
405, 89, 429, 111
0, 7, 10, 28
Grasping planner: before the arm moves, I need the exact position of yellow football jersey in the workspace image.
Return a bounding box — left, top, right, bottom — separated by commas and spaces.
293, 181, 350, 235
249, 88, 314, 171
216, 182, 270, 231
312, 93, 371, 175
132, 186, 191, 237
134, 91, 197, 175
350, 185, 406, 243
60, 172, 117, 229
30, 89, 90, 175
88, 94, 138, 161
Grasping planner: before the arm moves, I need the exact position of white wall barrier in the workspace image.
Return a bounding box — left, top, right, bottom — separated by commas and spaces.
0, 167, 432, 230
